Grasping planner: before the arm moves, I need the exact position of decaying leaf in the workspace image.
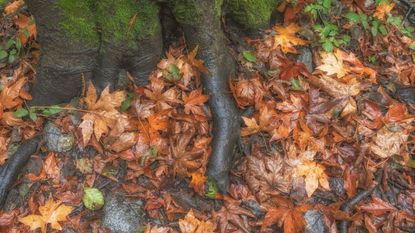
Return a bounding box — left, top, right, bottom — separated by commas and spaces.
370, 126, 408, 158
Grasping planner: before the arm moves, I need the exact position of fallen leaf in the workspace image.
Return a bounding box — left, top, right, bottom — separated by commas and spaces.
19, 198, 73, 233
179, 209, 216, 233
273, 23, 307, 54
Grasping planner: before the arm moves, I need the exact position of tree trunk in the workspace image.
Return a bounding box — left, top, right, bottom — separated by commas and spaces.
0, 0, 277, 207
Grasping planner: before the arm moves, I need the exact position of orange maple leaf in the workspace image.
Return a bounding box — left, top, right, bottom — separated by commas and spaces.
273, 23, 307, 54
262, 203, 310, 233
19, 198, 73, 233
183, 89, 209, 116
189, 172, 206, 194
4, 0, 25, 15
79, 82, 127, 145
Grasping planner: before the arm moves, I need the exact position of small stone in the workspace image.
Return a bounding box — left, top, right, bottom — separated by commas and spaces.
305, 210, 327, 233
103, 193, 145, 233
44, 122, 74, 153
297, 47, 313, 72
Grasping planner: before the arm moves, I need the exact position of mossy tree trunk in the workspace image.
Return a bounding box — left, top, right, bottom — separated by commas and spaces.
0, 0, 277, 207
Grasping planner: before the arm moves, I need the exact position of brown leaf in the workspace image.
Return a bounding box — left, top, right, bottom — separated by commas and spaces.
179, 209, 216, 233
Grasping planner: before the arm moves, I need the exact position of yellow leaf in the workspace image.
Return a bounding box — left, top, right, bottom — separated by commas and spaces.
317, 51, 347, 78
292, 158, 330, 197
19, 198, 73, 233
273, 23, 307, 54
19, 215, 46, 233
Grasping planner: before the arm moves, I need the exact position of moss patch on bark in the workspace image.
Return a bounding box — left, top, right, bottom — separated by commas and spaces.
225, 0, 275, 30
58, 0, 160, 46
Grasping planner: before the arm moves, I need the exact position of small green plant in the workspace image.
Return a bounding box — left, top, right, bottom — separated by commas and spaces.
0, 38, 23, 64
371, 19, 387, 37
14, 105, 63, 121
304, 0, 332, 19
314, 22, 350, 52
387, 16, 414, 37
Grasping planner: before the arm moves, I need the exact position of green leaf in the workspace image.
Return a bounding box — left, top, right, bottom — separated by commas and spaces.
409, 43, 415, 50
322, 0, 331, 8
8, 54, 16, 63
0, 50, 7, 60
29, 110, 37, 121
14, 108, 29, 118
379, 24, 387, 35
41, 105, 63, 116
290, 78, 303, 90
322, 40, 334, 52
387, 16, 401, 26
120, 99, 131, 112
205, 177, 219, 199
83, 187, 105, 210
371, 25, 378, 37
242, 50, 257, 62
345, 12, 360, 23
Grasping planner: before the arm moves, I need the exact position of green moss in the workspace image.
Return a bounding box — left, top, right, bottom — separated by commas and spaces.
225, 0, 275, 30
57, 0, 160, 46
170, 0, 203, 26
57, 0, 98, 43
215, 0, 224, 18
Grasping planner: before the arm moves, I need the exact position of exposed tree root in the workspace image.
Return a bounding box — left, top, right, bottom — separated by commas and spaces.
338, 170, 383, 233
0, 137, 41, 208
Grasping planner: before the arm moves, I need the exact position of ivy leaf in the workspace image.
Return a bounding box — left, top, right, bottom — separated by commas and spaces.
345, 12, 360, 23
28, 110, 37, 121
290, 78, 303, 90
242, 50, 257, 62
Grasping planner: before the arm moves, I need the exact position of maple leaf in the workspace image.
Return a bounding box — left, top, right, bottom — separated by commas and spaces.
262, 202, 311, 233
19, 198, 73, 233
244, 155, 292, 202
78, 82, 127, 145
0, 135, 9, 166
308, 75, 363, 98
230, 75, 266, 108
179, 210, 216, 233
241, 117, 261, 136
186, 46, 209, 74
241, 105, 277, 137
183, 89, 209, 116
289, 151, 330, 197
273, 23, 307, 54
359, 197, 397, 216
213, 196, 255, 233
317, 51, 347, 78
370, 126, 408, 158
144, 78, 181, 110
373, 2, 394, 21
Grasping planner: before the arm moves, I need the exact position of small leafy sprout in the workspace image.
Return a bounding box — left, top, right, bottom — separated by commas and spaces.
242, 50, 257, 62
14, 105, 63, 121
371, 19, 387, 36
345, 12, 369, 29
314, 22, 350, 52
304, 0, 331, 19
205, 176, 219, 199
368, 55, 377, 64
0, 38, 22, 64
387, 15, 414, 38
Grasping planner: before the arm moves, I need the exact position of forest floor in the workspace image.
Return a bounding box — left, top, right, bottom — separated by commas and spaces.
1, 0, 415, 232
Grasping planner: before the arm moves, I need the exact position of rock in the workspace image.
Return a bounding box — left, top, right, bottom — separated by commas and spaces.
102, 193, 145, 233
304, 210, 327, 233
297, 47, 313, 72
44, 122, 74, 153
